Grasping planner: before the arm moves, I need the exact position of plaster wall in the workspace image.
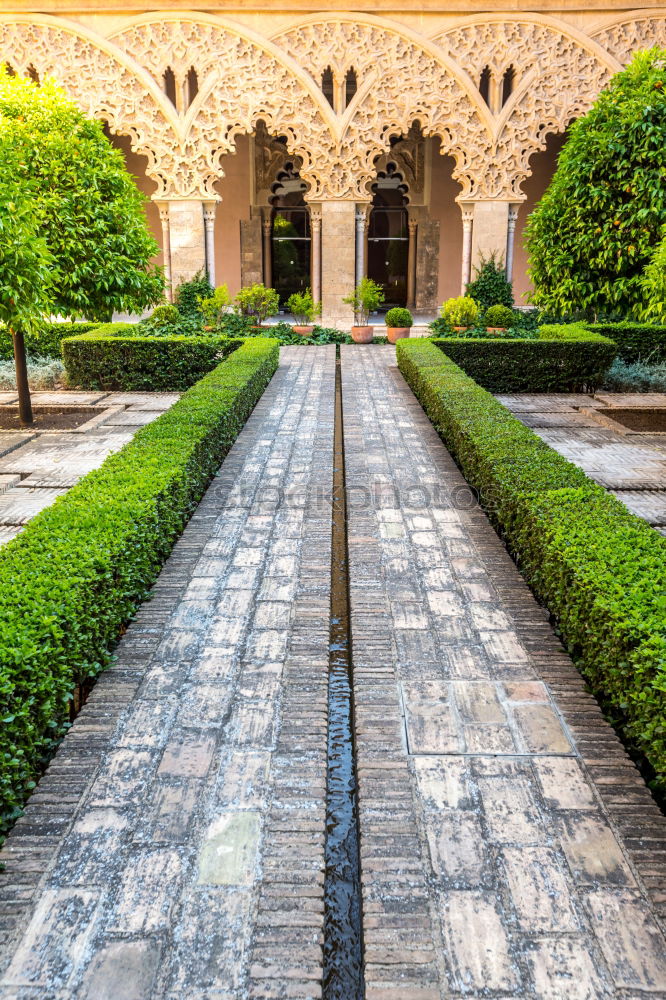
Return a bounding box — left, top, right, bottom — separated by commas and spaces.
428, 146, 464, 305
214, 134, 252, 296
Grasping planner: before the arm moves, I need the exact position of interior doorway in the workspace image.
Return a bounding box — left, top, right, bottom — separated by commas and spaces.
270, 162, 311, 306
367, 163, 409, 308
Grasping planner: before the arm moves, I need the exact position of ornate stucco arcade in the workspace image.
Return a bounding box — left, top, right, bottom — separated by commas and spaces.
1, 7, 665, 325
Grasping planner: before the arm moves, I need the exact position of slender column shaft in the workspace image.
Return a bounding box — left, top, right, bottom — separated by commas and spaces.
311, 207, 322, 306
506, 205, 519, 283
262, 218, 272, 288
407, 219, 418, 309
460, 204, 474, 295
156, 201, 172, 301
355, 207, 367, 289
203, 202, 217, 288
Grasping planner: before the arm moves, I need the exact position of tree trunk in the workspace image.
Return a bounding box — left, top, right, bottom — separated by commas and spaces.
11, 328, 33, 427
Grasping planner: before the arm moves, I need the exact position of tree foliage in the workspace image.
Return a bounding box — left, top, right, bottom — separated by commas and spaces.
641, 231, 666, 322
466, 253, 514, 309
0, 66, 163, 321
526, 50, 666, 319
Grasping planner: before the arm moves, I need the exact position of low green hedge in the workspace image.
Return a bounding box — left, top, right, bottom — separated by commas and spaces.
0, 322, 99, 360
432, 323, 616, 392
397, 338, 666, 788
62, 324, 239, 391
587, 321, 666, 364
0, 337, 279, 835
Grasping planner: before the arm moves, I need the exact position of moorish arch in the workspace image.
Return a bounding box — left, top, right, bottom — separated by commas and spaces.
590, 10, 666, 65
0, 14, 182, 196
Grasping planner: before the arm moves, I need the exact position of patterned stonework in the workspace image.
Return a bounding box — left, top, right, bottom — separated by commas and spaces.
0, 10, 662, 202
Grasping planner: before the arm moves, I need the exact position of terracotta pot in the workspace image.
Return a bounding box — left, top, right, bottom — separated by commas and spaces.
452, 325, 469, 333
386, 327, 411, 344
486, 327, 507, 335
351, 325, 374, 343
293, 325, 314, 337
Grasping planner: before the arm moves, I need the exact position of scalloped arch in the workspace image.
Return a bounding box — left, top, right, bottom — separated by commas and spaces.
589, 10, 666, 65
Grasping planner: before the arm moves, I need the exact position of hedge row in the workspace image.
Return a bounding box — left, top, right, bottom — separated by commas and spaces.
397, 338, 666, 787
432, 323, 616, 392
587, 321, 666, 364
0, 322, 99, 360
0, 337, 279, 835
62, 324, 240, 391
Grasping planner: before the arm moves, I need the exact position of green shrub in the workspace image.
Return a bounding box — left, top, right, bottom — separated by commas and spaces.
199, 285, 232, 329
62, 324, 238, 391
174, 270, 214, 319
397, 338, 666, 789
466, 253, 514, 309
150, 304, 180, 326
587, 321, 666, 363
431, 324, 616, 392
0, 357, 66, 390
344, 277, 385, 324
287, 288, 321, 325
385, 307, 413, 328
440, 296, 479, 328
602, 357, 666, 392
485, 304, 515, 329
0, 337, 279, 837
0, 322, 98, 360
235, 283, 280, 324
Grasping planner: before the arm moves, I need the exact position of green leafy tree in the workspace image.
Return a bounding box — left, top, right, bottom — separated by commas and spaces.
526, 50, 666, 319
641, 231, 666, 322
0, 67, 163, 422
0, 145, 55, 424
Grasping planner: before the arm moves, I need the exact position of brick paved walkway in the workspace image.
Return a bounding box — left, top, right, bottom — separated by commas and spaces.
1, 346, 666, 999
342, 347, 666, 1000
0, 348, 335, 999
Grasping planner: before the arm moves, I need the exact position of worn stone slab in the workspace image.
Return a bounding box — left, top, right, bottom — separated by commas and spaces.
0, 487, 68, 525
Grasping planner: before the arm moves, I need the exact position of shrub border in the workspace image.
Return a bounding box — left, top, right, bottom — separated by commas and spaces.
0, 337, 279, 834
397, 337, 666, 788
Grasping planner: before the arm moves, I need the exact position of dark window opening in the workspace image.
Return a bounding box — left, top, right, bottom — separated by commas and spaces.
345, 68, 357, 108
479, 66, 491, 106
163, 66, 177, 107
502, 65, 515, 106
187, 67, 199, 105
322, 67, 334, 108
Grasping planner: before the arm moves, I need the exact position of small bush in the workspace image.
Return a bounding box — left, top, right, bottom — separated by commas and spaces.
440, 296, 479, 328
0, 357, 66, 390
199, 285, 232, 329
62, 324, 238, 391
602, 357, 666, 392
0, 322, 99, 360
396, 337, 666, 788
385, 307, 413, 328
150, 304, 180, 326
287, 288, 321, 325
344, 278, 385, 324
0, 337, 279, 837
174, 270, 214, 319
235, 283, 280, 324
485, 304, 515, 329
466, 253, 514, 309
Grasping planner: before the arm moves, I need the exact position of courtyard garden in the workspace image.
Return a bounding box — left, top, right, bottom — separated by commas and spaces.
0, 46, 665, 1000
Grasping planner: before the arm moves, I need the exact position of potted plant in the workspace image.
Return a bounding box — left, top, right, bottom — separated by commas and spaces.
199, 284, 232, 331
234, 283, 280, 327
485, 303, 515, 335
385, 306, 413, 344
343, 277, 384, 343
287, 288, 321, 336
440, 295, 479, 333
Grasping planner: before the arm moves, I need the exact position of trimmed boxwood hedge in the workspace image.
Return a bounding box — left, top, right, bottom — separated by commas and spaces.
432, 323, 616, 392
587, 321, 666, 364
0, 322, 99, 361
0, 337, 279, 836
397, 338, 666, 788
62, 323, 239, 391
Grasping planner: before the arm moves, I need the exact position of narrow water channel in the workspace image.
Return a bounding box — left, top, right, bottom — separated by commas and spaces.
323, 352, 364, 999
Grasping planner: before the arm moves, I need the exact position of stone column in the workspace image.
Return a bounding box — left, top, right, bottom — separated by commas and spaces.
321, 201, 357, 329
506, 204, 519, 283
355, 206, 367, 289
166, 200, 207, 293
470, 201, 510, 274
203, 202, 217, 288
460, 203, 474, 295
262, 217, 272, 288
407, 218, 418, 310
155, 201, 172, 301
310, 206, 322, 306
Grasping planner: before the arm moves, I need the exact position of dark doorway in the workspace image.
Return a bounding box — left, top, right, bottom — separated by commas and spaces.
270, 162, 311, 307
367, 165, 409, 308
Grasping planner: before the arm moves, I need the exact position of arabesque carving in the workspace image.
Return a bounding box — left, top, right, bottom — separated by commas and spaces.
0, 10, 664, 203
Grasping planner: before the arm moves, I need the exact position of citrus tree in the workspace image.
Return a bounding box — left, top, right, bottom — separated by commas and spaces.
526, 50, 666, 319
641, 231, 666, 322
0, 67, 163, 423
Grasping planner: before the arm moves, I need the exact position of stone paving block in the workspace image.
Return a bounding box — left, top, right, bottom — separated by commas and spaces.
0, 433, 35, 459
502, 845, 579, 932
533, 757, 598, 811
76, 938, 162, 1000
524, 937, 610, 999
584, 888, 666, 990
442, 891, 520, 992
557, 812, 637, 886
108, 848, 182, 933
197, 812, 261, 886
157, 731, 217, 778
